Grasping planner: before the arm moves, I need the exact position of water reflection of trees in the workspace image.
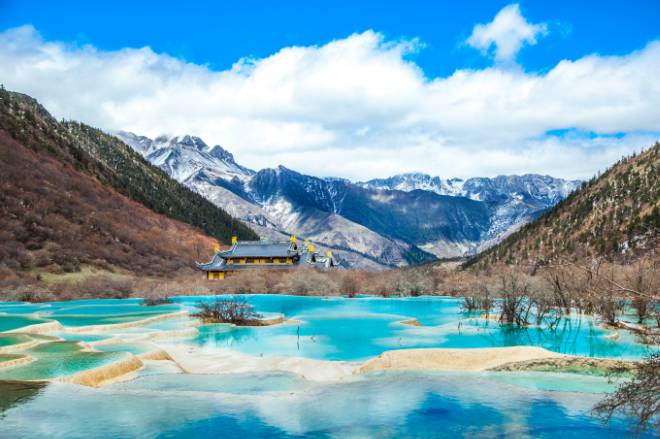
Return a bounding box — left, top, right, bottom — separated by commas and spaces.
198, 325, 260, 348
0, 381, 48, 415
470, 313, 635, 357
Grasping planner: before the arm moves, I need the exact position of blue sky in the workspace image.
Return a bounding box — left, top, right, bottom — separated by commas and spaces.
0, 1, 658, 179
2, 0, 658, 75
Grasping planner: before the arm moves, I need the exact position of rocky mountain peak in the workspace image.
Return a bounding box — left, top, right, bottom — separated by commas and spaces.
208, 144, 235, 163
113, 130, 153, 155
158, 134, 208, 151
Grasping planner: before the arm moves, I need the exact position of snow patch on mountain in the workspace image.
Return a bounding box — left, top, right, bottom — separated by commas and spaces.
358, 173, 579, 204
114, 131, 579, 267
117, 131, 254, 183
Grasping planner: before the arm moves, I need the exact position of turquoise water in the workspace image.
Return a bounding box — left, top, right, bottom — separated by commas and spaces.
41, 302, 179, 327
94, 342, 158, 355
0, 295, 656, 364
0, 299, 178, 332
49, 311, 170, 327
0, 353, 26, 365
0, 341, 128, 381
0, 295, 657, 437
174, 295, 654, 361
0, 303, 53, 314
45, 303, 180, 316
0, 333, 31, 347
0, 371, 652, 438
50, 332, 111, 342
0, 315, 49, 332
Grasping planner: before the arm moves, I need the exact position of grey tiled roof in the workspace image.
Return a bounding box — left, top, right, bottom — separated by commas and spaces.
213, 263, 295, 272
218, 241, 296, 258
196, 240, 337, 272
195, 253, 225, 271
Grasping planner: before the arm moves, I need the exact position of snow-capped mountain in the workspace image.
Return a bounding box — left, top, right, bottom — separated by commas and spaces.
114, 132, 254, 183
359, 173, 468, 197
115, 131, 580, 268
358, 173, 578, 204
358, 173, 581, 254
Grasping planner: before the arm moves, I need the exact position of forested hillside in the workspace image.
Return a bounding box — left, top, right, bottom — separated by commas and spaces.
0, 89, 257, 242
0, 88, 256, 285
473, 143, 659, 267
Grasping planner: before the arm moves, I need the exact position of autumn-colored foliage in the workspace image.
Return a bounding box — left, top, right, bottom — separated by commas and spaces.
0, 128, 217, 281
0, 87, 263, 294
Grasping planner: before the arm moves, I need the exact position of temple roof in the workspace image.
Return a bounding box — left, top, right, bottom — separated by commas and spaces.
196, 253, 225, 271
196, 241, 299, 271
196, 240, 337, 272
218, 241, 297, 258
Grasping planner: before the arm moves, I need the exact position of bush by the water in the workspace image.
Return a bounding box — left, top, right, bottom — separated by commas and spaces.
192, 295, 262, 325
142, 296, 172, 306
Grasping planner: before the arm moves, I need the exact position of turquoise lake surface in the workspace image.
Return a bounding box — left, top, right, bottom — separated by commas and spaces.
177, 295, 654, 361
0, 368, 653, 438
0, 295, 657, 437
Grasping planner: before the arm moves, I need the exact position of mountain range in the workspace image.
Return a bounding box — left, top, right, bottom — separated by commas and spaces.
115, 132, 580, 268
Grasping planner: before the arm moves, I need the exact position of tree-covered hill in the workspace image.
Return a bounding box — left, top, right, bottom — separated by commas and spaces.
472, 142, 659, 267
0, 87, 257, 281
0, 88, 257, 243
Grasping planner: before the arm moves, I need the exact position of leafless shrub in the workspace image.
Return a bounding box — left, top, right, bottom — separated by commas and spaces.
632, 297, 650, 324
192, 295, 262, 325
219, 270, 268, 294
339, 270, 363, 298
392, 269, 433, 297
287, 268, 338, 295
462, 286, 493, 316
538, 258, 658, 328
142, 296, 172, 306
597, 296, 627, 325
542, 265, 573, 314
498, 272, 532, 326
462, 295, 480, 311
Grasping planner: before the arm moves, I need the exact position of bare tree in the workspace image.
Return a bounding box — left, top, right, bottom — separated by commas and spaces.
632, 296, 650, 324
142, 296, 172, 306
498, 272, 532, 326
287, 268, 338, 295
393, 269, 433, 297
192, 295, 262, 325
339, 271, 362, 298
462, 285, 493, 317
594, 352, 660, 435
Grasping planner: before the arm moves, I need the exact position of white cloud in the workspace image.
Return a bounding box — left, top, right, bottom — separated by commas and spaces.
0, 24, 658, 181
467, 3, 547, 63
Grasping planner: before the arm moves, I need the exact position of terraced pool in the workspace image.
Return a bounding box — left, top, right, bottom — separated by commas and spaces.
0, 295, 656, 438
